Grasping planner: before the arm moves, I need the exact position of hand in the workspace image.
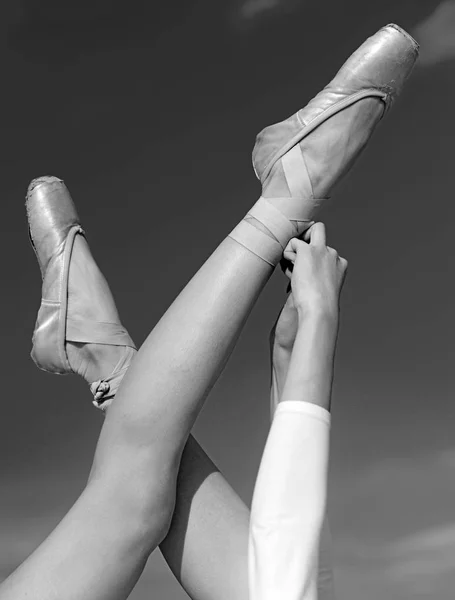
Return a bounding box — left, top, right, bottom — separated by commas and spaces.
282, 223, 348, 318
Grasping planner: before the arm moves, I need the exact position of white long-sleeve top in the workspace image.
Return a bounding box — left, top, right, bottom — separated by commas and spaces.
249, 401, 332, 600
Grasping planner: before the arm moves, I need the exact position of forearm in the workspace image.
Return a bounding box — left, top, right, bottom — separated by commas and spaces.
270, 344, 292, 416
280, 309, 339, 411
270, 308, 337, 600
249, 402, 331, 600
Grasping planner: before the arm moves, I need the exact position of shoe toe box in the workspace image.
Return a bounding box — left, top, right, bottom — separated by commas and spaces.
332, 24, 419, 101
26, 176, 81, 275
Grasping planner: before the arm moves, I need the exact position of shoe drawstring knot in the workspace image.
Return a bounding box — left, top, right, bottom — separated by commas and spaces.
90, 379, 110, 404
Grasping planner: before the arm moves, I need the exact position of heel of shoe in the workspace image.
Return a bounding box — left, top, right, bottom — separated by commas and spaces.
252, 112, 302, 181
31, 300, 71, 374
30, 225, 82, 375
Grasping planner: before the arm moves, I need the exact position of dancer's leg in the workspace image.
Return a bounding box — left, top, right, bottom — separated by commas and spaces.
160, 435, 250, 600
250, 226, 346, 600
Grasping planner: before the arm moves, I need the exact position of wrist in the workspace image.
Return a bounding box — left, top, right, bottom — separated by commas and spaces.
296, 302, 339, 325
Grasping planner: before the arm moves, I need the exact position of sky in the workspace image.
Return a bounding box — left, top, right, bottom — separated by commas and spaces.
1, 0, 455, 598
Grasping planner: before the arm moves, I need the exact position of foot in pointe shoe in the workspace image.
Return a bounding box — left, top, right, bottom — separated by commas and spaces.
27, 176, 137, 411
230, 24, 419, 266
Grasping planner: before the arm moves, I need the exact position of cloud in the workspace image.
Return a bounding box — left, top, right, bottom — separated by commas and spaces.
413, 1, 455, 66
236, 0, 300, 21
381, 524, 455, 596
332, 448, 455, 542
384, 525, 455, 595
239, 0, 282, 19
333, 523, 455, 598
331, 450, 455, 598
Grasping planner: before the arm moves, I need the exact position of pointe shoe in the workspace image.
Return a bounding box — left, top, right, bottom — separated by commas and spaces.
230, 24, 419, 266
27, 176, 136, 410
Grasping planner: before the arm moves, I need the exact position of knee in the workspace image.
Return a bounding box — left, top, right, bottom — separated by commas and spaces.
87, 460, 178, 553
132, 476, 177, 549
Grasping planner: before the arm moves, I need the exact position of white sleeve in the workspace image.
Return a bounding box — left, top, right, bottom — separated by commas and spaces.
249, 401, 331, 600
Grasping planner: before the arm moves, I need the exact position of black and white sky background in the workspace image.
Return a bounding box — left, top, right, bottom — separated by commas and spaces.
1, 0, 455, 598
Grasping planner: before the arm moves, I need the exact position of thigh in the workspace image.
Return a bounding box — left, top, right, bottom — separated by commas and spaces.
160, 435, 250, 600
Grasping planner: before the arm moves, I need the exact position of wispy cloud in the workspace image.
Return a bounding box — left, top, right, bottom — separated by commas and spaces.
333, 522, 455, 598
332, 449, 455, 598
239, 0, 282, 20
386, 524, 455, 594
413, 0, 455, 66
236, 0, 300, 21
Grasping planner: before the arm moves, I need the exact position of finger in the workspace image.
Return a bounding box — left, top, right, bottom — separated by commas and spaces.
283, 238, 303, 262
301, 222, 315, 243
284, 237, 303, 253
283, 251, 297, 270
309, 222, 326, 247
302, 225, 314, 243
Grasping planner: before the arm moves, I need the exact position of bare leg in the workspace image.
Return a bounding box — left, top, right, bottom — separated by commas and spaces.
160, 436, 250, 600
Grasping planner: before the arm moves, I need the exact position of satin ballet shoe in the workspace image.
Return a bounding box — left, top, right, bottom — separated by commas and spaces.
27, 176, 136, 411
230, 24, 419, 266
